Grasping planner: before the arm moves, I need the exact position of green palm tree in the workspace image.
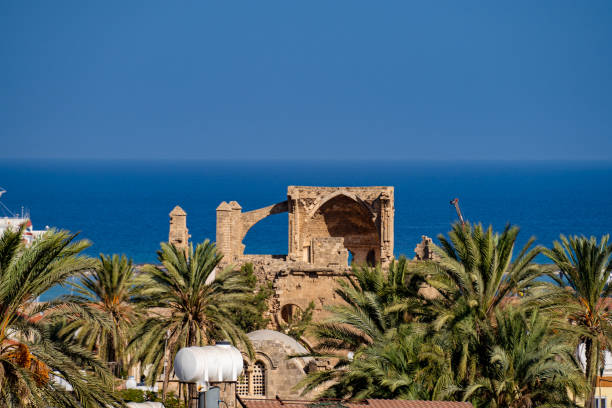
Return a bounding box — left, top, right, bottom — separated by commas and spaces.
463, 308, 584, 408
0, 226, 121, 407
423, 222, 544, 388
329, 325, 452, 400
59, 253, 146, 377
298, 258, 438, 398
130, 240, 254, 403
542, 235, 612, 408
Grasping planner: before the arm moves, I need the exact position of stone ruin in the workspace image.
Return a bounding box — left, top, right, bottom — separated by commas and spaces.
168, 205, 190, 254
213, 186, 394, 331
164, 187, 450, 398
414, 235, 439, 261
216, 186, 394, 268
168, 187, 442, 335
168, 186, 393, 332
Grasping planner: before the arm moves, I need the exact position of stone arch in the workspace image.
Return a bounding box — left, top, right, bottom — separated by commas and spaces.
306, 193, 380, 265
216, 201, 288, 259
280, 303, 302, 324
309, 190, 375, 220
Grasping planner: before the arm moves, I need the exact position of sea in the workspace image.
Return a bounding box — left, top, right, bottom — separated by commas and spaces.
1, 159, 611, 300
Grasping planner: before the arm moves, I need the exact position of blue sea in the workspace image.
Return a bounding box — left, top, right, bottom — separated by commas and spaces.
1, 159, 611, 300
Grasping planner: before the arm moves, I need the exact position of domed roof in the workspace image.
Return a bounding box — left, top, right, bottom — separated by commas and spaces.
247, 330, 309, 355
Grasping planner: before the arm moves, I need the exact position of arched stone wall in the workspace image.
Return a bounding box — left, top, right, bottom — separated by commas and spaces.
287, 186, 394, 266
216, 186, 394, 267
305, 194, 379, 264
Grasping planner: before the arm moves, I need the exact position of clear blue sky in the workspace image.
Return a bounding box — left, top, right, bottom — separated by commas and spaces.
1, 1, 611, 160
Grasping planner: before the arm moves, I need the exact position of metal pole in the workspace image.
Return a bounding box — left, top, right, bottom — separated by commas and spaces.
198, 391, 206, 408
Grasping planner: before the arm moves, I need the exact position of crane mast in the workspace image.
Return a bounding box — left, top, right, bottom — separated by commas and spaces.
450, 198, 465, 226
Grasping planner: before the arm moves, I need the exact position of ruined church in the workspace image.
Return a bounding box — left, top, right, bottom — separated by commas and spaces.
167, 186, 435, 399
170, 186, 394, 330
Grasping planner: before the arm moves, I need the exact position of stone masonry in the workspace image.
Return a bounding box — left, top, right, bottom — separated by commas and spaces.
213, 186, 394, 330
169, 205, 190, 255
216, 186, 394, 267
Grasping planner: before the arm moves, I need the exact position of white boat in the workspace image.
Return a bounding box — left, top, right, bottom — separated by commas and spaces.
0, 188, 48, 246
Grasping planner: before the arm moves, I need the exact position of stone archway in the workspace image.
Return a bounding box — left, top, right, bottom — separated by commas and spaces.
306, 194, 379, 265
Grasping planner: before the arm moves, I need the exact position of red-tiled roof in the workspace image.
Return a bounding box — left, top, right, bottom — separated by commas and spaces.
240, 398, 472, 408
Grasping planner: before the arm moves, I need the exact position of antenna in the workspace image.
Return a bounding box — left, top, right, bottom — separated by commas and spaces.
0, 188, 16, 218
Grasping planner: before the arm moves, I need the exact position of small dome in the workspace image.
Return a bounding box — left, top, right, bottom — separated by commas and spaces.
247, 330, 309, 356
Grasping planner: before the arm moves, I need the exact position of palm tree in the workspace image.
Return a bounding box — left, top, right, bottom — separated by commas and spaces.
463, 308, 584, 407
59, 253, 146, 377
542, 235, 612, 408
0, 226, 121, 407
130, 240, 254, 405
422, 222, 545, 389
298, 258, 439, 398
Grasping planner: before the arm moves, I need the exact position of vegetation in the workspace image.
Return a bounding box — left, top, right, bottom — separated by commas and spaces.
230, 263, 274, 333
129, 240, 255, 401
542, 235, 612, 408
2, 219, 612, 408
0, 227, 121, 407
118, 388, 186, 408
300, 222, 591, 407
58, 253, 147, 377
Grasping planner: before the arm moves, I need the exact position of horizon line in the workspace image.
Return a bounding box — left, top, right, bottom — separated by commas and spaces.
2, 157, 612, 163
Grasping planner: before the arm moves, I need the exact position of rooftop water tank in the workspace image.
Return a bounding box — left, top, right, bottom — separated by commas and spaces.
174, 341, 243, 384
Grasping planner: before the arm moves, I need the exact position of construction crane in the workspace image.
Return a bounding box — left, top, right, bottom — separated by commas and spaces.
449, 198, 465, 226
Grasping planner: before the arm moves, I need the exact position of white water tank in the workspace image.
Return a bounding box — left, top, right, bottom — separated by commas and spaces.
174, 342, 243, 383
126, 403, 164, 408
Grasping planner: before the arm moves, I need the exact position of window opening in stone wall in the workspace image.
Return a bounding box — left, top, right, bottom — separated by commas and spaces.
281, 304, 302, 324
594, 397, 607, 408
347, 250, 354, 266
366, 249, 376, 267
252, 361, 266, 396
237, 362, 249, 396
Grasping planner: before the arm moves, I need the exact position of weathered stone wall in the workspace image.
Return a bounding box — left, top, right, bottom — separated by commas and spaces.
271, 268, 346, 330
310, 237, 348, 267
216, 186, 394, 267
175, 186, 394, 333
286, 186, 394, 267
241, 330, 318, 400
235, 254, 348, 330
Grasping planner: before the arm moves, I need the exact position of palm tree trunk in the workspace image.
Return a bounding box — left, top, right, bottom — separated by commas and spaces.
188, 326, 197, 408
585, 338, 597, 408
162, 343, 171, 401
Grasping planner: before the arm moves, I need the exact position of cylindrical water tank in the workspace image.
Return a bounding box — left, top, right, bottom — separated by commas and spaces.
174, 342, 243, 383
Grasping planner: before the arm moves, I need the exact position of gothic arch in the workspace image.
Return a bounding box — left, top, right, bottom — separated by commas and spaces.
308, 190, 375, 220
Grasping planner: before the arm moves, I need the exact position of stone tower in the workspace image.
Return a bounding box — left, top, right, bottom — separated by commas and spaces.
169, 205, 190, 254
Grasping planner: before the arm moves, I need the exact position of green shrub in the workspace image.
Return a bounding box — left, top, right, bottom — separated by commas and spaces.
119, 389, 186, 408
118, 388, 145, 402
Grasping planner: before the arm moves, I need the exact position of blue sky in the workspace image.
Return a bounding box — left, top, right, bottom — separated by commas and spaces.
1, 1, 611, 160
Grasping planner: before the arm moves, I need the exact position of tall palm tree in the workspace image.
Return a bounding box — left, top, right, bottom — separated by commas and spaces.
542, 235, 612, 408
130, 240, 254, 404
463, 308, 584, 408
0, 226, 121, 407
59, 253, 146, 377
423, 222, 545, 389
